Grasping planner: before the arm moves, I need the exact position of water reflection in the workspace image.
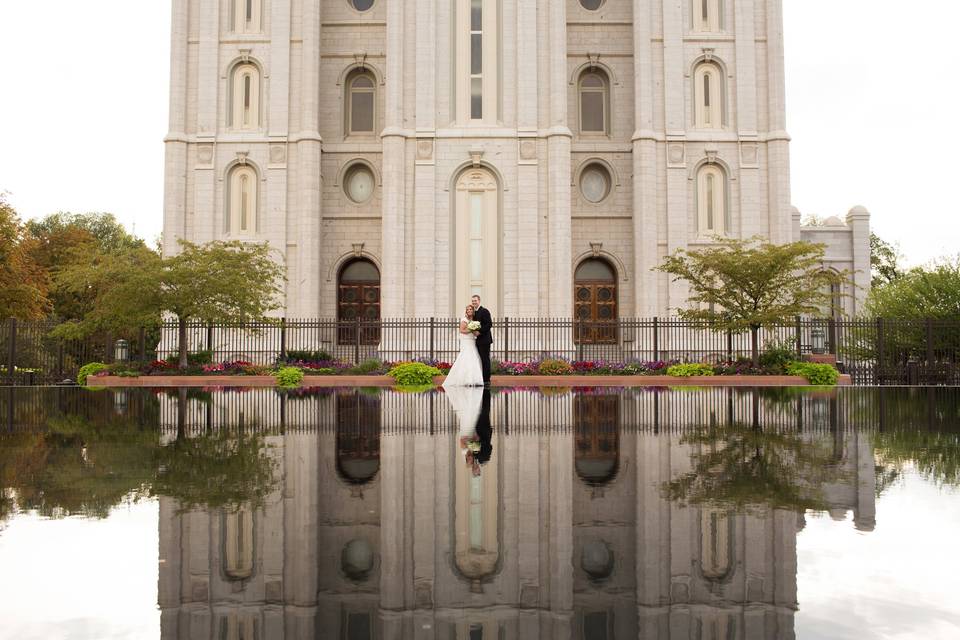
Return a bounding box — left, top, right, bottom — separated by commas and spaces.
1, 387, 959, 639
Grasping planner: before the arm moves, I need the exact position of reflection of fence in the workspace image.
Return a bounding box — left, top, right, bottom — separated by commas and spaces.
3, 317, 959, 386
3, 386, 959, 435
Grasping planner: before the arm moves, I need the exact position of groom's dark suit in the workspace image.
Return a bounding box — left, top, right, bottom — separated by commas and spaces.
474, 305, 493, 385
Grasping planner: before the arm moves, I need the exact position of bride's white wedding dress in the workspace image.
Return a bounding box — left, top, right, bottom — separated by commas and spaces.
442, 317, 484, 387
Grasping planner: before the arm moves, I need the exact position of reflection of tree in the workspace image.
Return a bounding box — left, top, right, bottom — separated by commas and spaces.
152, 428, 277, 511
662, 423, 848, 513
0, 389, 278, 523
874, 429, 960, 491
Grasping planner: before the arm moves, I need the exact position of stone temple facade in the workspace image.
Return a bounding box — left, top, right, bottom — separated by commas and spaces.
163, 0, 871, 322
157, 388, 877, 639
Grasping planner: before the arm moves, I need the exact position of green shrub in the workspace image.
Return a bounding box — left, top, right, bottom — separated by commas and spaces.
785, 362, 840, 386
538, 359, 573, 375
78, 362, 109, 385
165, 350, 213, 366
274, 366, 305, 388
760, 338, 798, 369
387, 362, 441, 386
666, 363, 715, 378
310, 367, 336, 376
285, 350, 333, 363
349, 358, 386, 375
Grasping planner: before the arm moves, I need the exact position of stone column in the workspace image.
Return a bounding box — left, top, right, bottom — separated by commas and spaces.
193, 0, 220, 245
413, 0, 437, 317
766, 0, 792, 244
162, 0, 189, 258
846, 206, 872, 315
632, 0, 658, 316
282, 433, 319, 637
379, 433, 410, 637
734, 0, 763, 239
663, 0, 688, 313
545, 0, 573, 320
267, 0, 291, 313
294, 0, 323, 316
381, 0, 408, 318
515, 0, 540, 317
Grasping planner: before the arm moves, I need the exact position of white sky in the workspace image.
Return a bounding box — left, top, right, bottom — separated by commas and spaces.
0, 0, 956, 266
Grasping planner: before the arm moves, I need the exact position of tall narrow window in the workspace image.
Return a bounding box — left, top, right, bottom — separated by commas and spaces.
457, 0, 498, 124
230, 63, 261, 130
697, 165, 727, 236
693, 0, 721, 32
223, 507, 254, 580
470, 0, 483, 119
455, 168, 499, 316
347, 71, 376, 134
227, 165, 259, 234
700, 509, 732, 580
694, 62, 723, 128
579, 71, 609, 135
232, 0, 261, 33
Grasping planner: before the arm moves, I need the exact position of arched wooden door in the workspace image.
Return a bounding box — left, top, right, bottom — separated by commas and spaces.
574, 258, 618, 344
338, 259, 381, 345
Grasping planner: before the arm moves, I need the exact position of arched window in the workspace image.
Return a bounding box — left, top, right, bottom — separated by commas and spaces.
579, 70, 609, 135
226, 165, 259, 234
693, 0, 722, 32
223, 507, 254, 580
574, 395, 620, 487
700, 509, 732, 580
338, 259, 381, 345
231, 0, 261, 33
336, 393, 381, 486
346, 71, 376, 135
455, 168, 500, 316
230, 63, 261, 130
457, 0, 499, 123
694, 63, 724, 129
574, 258, 618, 344
697, 164, 727, 236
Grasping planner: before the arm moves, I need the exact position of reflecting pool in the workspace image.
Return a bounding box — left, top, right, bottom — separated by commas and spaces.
1, 386, 959, 639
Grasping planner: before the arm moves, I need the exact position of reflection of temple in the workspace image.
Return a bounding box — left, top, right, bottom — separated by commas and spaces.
158, 389, 876, 639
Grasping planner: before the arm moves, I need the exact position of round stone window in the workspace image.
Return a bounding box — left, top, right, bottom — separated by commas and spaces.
350, 0, 375, 12
579, 0, 604, 10
344, 164, 375, 204
580, 164, 611, 204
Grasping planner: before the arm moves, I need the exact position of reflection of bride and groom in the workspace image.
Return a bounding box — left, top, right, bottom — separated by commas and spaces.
443, 294, 494, 473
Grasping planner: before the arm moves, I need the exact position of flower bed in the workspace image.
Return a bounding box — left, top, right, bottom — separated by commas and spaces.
85, 355, 842, 387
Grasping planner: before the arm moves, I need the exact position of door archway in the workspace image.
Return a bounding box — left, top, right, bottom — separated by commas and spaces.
574, 258, 618, 344
338, 258, 381, 345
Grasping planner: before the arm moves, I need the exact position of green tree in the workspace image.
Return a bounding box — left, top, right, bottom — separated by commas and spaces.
25, 211, 149, 322
0, 194, 50, 319
870, 232, 903, 288
656, 237, 849, 365
55, 240, 286, 367
866, 256, 960, 319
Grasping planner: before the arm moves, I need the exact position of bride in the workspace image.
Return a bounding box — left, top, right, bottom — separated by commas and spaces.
442, 304, 485, 387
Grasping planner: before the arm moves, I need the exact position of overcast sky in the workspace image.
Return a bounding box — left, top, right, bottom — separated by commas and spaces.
0, 0, 956, 266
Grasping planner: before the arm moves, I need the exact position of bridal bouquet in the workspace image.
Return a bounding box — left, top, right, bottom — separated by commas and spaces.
467, 320, 481, 332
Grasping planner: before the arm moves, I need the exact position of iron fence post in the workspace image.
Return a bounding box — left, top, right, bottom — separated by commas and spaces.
280, 317, 287, 359
504, 317, 510, 362
139, 327, 147, 364
206, 322, 214, 354
726, 328, 733, 361
795, 316, 802, 358
354, 317, 361, 365
7, 319, 16, 386
429, 317, 435, 360
926, 317, 934, 384
57, 341, 64, 379
828, 317, 837, 355
652, 317, 660, 362
876, 318, 885, 385
577, 318, 584, 362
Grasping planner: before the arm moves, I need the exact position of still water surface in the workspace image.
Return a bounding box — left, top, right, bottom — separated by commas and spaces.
0, 386, 958, 640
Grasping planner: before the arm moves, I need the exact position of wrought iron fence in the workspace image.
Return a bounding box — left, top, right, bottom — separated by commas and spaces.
2, 316, 959, 386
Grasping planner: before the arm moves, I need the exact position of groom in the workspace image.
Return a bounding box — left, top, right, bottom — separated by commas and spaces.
471, 294, 493, 386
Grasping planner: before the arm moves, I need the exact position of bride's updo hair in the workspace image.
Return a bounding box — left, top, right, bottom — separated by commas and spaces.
465, 305, 475, 319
